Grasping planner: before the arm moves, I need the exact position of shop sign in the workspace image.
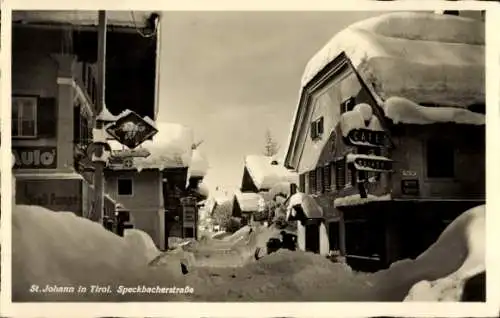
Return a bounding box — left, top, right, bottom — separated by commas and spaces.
13, 147, 57, 169
16, 178, 82, 215
401, 179, 420, 195
346, 129, 388, 147
106, 110, 158, 149
353, 157, 392, 172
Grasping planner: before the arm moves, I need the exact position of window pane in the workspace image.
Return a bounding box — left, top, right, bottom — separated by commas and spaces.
12, 102, 19, 118
118, 179, 133, 195
21, 120, 35, 136
22, 100, 36, 120
12, 119, 19, 136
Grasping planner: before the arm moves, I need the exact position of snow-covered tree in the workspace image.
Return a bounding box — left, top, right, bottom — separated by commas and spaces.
263, 129, 279, 157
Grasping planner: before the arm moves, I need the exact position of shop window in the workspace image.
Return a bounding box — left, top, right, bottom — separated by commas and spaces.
299, 173, 306, 193
309, 169, 317, 194
316, 166, 324, 193
341, 97, 356, 114
12, 96, 37, 138
117, 178, 134, 196
310, 117, 324, 140
427, 140, 455, 178
323, 164, 332, 191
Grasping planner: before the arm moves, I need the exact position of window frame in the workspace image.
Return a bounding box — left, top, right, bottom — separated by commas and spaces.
117, 177, 134, 196
310, 116, 325, 140
12, 95, 38, 139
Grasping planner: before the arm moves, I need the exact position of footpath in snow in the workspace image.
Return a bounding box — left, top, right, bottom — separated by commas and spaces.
8, 203, 485, 302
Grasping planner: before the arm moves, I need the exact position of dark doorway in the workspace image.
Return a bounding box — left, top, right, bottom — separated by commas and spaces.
305, 223, 320, 253
328, 221, 339, 251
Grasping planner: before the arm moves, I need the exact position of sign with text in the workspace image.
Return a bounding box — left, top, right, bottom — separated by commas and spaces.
353, 157, 392, 172
346, 129, 388, 148
13, 147, 57, 169
16, 178, 83, 215
401, 179, 420, 195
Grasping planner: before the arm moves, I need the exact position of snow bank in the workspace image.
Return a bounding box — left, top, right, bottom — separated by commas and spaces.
334, 193, 392, 207
123, 229, 162, 263
301, 12, 484, 108
403, 205, 485, 301
383, 96, 485, 126
12, 205, 186, 301
340, 103, 384, 138
188, 148, 209, 178
109, 122, 194, 171
244, 155, 298, 191
234, 191, 265, 212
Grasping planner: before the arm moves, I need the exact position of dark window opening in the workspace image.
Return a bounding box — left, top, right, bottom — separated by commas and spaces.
328, 222, 339, 251
305, 224, 320, 253
427, 140, 455, 178
311, 117, 324, 140
341, 97, 356, 114
184, 227, 195, 238
117, 178, 133, 196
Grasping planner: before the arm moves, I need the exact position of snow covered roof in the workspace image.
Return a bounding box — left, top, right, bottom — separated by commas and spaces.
108, 122, 194, 171
188, 148, 209, 178
244, 155, 298, 191
286, 192, 339, 221
234, 191, 265, 213
285, 12, 484, 169
383, 96, 485, 126
302, 12, 484, 108
12, 11, 156, 28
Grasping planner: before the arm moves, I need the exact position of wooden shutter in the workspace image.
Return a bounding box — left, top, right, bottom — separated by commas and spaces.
299, 173, 306, 193
309, 169, 317, 194
317, 117, 324, 135
336, 159, 346, 190
317, 166, 324, 193
37, 97, 57, 138
324, 164, 331, 191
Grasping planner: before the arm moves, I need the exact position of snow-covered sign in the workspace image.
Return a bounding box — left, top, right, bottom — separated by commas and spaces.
346, 154, 393, 172
106, 110, 158, 150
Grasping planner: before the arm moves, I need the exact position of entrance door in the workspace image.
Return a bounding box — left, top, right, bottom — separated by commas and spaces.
328, 221, 339, 252
305, 223, 320, 253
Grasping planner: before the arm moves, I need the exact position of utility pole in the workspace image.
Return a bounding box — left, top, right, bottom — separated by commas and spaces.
90, 10, 108, 223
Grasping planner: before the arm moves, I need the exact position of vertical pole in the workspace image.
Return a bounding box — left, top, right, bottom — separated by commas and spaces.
91, 11, 107, 223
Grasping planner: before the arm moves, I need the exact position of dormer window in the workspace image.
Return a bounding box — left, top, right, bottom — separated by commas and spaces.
310, 117, 324, 140
341, 97, 356, 114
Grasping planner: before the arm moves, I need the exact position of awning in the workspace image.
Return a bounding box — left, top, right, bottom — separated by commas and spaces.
286, 193, 340, 221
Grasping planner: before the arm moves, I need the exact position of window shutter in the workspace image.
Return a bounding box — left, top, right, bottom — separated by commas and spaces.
38, 97, 57, 138
324, 164, 331, 191
317, 166, 324, 193
336, 159, 346, 190
310, 122, 317, 139
309, 170, 317, 194
299, 173, 306, 193
317, 117, 324, 135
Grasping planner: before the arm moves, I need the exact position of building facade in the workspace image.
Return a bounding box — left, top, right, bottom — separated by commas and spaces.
12, 11, 161, 220
284, 11, 485, 269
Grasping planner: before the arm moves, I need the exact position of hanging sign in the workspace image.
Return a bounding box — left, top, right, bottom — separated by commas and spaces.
352, 156, 392, 172
346, 129, 388, 147
106, 110, 158, 149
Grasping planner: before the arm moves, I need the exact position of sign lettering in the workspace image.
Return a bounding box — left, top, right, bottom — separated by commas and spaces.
354, 157, 392, 172
401, 179, 420, 195
346, 129, 388, 147
13, 147, 57, 169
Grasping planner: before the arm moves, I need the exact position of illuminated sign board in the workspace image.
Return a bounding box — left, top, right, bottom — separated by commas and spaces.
346, 129, 388, 147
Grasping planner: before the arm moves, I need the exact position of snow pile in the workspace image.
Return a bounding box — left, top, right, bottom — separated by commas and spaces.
403, 205, 485, 301
334, 193, 392, 207
195, 180, 210, 197
123, 229, 162, 263
244, 155, 299, 191
11, 205, 186, 301
108, 122, 194, 170
301, 12, 484, 107
340, 103, 384, 138
188, 148, 209, 178
286, 192, 323, 219
267, 181, 295, 200
235, 191, 266, 212
383, 96, 485, 126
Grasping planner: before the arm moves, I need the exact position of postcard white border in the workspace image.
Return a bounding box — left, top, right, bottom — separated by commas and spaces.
1, 0, 499, 317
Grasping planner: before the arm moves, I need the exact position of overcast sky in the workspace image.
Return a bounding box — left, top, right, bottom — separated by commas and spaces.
157, 11, 386, 193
